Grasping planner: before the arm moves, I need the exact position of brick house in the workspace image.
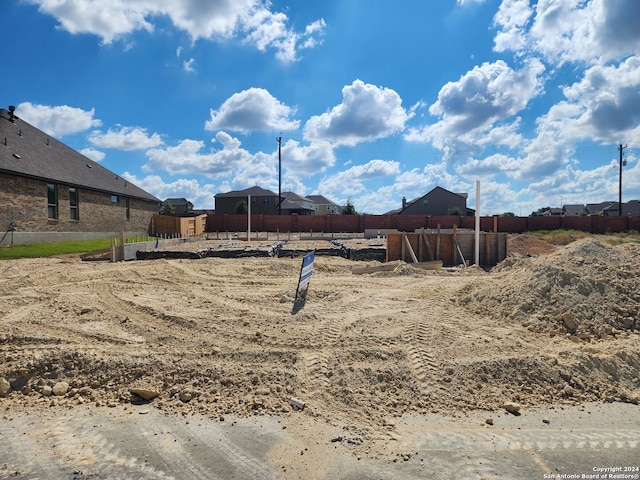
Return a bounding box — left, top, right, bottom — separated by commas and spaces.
0, 106, 160, 245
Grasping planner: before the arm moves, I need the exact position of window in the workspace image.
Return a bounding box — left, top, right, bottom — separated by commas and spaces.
262, 197, 270, 205
111, 195, 118, 203
69, 187, 79, 221
47, 184, 58, 219
125, 198, 131, 220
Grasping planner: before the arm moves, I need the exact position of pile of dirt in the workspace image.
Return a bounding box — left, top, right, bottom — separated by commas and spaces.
506, 234, 557, 257
461, 238, 640, 338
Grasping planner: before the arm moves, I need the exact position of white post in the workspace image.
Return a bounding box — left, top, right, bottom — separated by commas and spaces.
247, 194, 251, 241
474, 180, 480, 266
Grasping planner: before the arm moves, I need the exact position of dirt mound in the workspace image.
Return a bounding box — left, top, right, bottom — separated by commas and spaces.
507, 234, 557, 257
461, 238, 640, 338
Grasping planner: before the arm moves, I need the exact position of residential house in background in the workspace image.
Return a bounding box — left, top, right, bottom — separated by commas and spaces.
562, 204, 590, 216
214, 187, 343, 216
602, 200, 640, 216
164, 197, 194, 215
307, 195, 342, 215
214, 186, 282, 215
396, 186, 469, 216
532, 201, 640, 217
587, 202, 615, 216
0, 106, 160, 245
280, 192, 315, 215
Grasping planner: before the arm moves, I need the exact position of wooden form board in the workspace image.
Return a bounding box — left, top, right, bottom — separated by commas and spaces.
386, 232, 507, 267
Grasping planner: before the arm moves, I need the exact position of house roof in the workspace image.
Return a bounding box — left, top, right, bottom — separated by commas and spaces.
282, 191, 312, 203
280, 199, 315, 211
0, 108, 160, 203
563, 204, 589, 215
399, 186, 467, 214
215, 186, 278, 198
307, 194, 340, 206
165, 197, 193, 205
602, 200, 640, 216
586, 202, 615, 214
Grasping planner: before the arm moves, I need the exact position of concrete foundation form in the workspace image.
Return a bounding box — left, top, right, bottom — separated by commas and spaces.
386, 231, 507, 267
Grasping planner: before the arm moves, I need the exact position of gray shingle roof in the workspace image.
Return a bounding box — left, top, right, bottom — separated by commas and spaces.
307, 194, 340, 206
0, 108, 159, 203
214, 186, 278, 198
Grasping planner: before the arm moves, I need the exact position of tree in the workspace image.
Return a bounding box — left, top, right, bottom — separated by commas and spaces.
502, 212, 515, 217
160, 201, 175, 214
342, 197, 357, 215
235, 200, 248, 214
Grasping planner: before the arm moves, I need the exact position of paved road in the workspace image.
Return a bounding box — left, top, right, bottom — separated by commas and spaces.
1, 403, 638, 479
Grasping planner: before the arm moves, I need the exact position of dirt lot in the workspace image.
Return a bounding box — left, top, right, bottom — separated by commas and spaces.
1, 235, 639, 476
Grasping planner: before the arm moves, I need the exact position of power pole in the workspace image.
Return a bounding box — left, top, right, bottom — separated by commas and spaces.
619, 143, 627, 216
277, 136, 282, 215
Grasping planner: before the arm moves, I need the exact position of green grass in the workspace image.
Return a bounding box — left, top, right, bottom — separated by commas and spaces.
0, 236, 157, 260
0, 239, 111, 260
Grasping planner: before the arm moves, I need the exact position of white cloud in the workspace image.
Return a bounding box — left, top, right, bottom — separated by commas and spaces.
15, 102, 101, 137
205, 88, 299, 133
457, 153, 521, 178
79, 148, 106, 162
27, 0, 153, 44
561, 56, 640, 141
142, 132, 252, 178
281, 140, 336, 175
143, 131, 267, 181
317, 159, 401, 198
88, 126, 164, 150
492, 0, 532, 54
28, 0, 326, 62
494, 0, 640, 65
182, 58, 196, 73
405, 59, 545, 154
509, 56, 640, 181
523, 162, 621, 209
121, 173, 217, 209
304, 80, 413, 146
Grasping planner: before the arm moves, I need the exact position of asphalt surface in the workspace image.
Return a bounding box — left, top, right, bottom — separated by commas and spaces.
1, 402, 638, 479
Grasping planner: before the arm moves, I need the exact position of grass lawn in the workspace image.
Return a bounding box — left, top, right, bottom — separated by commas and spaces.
0, 238, 115, 260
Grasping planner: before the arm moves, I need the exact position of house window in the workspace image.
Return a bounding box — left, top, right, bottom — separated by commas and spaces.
125, 198, 130, 220
262, 197, 270, 205
111, 195, 118, 203
47, 184, 58, 219
69, 187, 79, 221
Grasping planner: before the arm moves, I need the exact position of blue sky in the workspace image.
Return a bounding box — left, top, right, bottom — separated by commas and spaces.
1, 0, 639, 215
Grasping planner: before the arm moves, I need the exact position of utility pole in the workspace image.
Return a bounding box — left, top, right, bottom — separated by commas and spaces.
277, 136, 282, 215
619, 143, 627, 216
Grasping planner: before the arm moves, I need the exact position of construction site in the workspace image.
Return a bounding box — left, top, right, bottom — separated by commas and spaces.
0, 234, 639, 478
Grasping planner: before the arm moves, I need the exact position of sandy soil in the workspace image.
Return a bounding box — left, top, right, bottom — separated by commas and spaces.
1, 235, 639, 471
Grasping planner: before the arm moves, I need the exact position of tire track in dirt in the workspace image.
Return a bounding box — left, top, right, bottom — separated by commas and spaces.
406, 321, 440, 384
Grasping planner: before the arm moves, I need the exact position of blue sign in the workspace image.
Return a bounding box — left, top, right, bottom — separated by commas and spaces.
295, 251, 315, 301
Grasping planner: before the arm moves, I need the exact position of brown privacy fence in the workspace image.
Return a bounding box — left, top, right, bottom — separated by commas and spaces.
205, 213, 640, 235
